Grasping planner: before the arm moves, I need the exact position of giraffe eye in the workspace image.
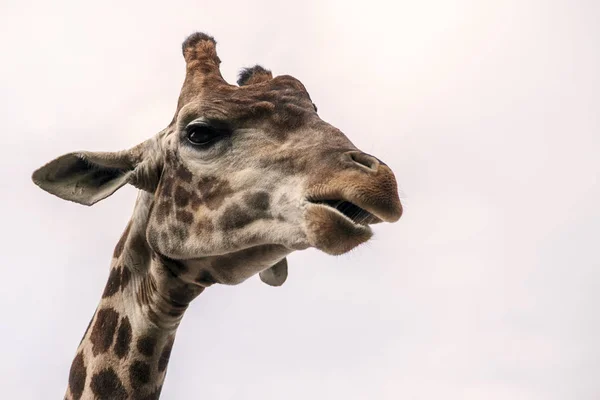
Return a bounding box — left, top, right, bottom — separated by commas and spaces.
186, 124, 222, 146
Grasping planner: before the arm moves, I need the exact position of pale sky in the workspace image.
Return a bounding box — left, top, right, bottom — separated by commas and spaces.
1, 1, 599, 399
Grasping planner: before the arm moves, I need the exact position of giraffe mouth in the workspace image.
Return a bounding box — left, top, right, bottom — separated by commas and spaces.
307, 199, 382, 226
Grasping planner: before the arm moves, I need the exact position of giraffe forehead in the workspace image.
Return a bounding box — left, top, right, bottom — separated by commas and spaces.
177, 79, 316, 126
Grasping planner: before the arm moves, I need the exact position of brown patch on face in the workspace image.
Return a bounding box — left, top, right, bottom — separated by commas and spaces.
244, 191, 270, 211
198, 176, 234, 210
129, 360, 152, 389
176, 210, 194, 224
197, 175, 218, 193
176, 165, 193, 183
90, 368, 127, 399
218, 204, 254, 230
159, 231, 169, 245
190, 192, 202, 210
113, 222, 131, 258
68, 352, 86, 400
169, 225, 187, 243
155, 201, 171, 225
137, 336, 157, 357
195, 215, 215, 235
158, 337, 175, 372
102, 267, 121, 298
161, 175, 174, 195
174, 186, 191, 207
120, 266, 131, 291
90, 308, 119, 356
114, 316, 132, 359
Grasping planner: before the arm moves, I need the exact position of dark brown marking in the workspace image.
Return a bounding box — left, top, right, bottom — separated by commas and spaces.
161, 175, 174, 195
197, 175, 218, 194
130, 232, 147, 256
168, 284, 201, 306
201, 178, 234, 210
174, 186, 191, 207
195, 216, 215, 235
195, 269, 217, 286
102, 267, 121, 298
219, 204, 254, 230
158, 337, 175, 372
90, 308, 119, 356
159, 231, 169, 245
168, 307, 186, 318
160, 255, 188, 276
113, 222, 131, 258
114, 316, 132, 359
176, 210, 194, 224
137, 336, 157, 357
170, 225, 187, 242
120, 266, 131, 291
190, 192, 202, 210
138, 385, 163, 400
245, 191, 270, 211
90, 368, 127, 399
176, 165, 193, 183
129, 360, 152, 389
68, 352, 86, 400
155, 201, 171, 225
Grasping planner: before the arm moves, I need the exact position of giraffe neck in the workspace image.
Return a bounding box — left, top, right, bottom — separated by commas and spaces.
66, 192, 204, 400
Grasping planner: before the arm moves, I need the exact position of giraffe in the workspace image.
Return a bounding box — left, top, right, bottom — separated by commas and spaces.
32, 32, 403, 399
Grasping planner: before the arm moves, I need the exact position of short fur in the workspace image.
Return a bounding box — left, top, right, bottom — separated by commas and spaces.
33, 32, 402, 399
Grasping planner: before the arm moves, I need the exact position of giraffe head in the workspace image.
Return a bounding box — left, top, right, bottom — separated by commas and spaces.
32, 33, 402, 287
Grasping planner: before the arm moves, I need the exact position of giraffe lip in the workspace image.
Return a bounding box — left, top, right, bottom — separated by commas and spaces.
307, 198, 382, 226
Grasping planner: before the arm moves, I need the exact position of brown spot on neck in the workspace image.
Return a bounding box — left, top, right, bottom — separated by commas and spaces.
120, 266, 132, 291
89, 308, 119, 356
102, 266, 121, 298
114, 316, 132, 359
90, 368, 127, 399
158, 336, 175, 373
68, 352, 86, 400
129, 360, 152, 389
137, 335, 157, 357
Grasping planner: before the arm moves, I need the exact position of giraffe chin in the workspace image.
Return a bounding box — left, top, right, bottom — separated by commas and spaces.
304, 204, 374, 256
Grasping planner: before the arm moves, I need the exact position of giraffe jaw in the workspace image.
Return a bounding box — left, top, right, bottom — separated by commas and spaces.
304, 202, 375, 256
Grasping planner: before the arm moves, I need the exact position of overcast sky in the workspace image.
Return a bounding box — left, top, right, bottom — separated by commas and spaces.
1, 1, 599, 399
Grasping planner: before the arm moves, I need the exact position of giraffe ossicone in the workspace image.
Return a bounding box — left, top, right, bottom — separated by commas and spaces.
33, 32, 402, 399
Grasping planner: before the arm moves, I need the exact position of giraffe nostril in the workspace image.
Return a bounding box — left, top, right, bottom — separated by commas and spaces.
346, 151, 380, 173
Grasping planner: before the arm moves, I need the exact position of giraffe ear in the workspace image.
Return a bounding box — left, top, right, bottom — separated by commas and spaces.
32, 144, 161, 206
259, 258, 288, 287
